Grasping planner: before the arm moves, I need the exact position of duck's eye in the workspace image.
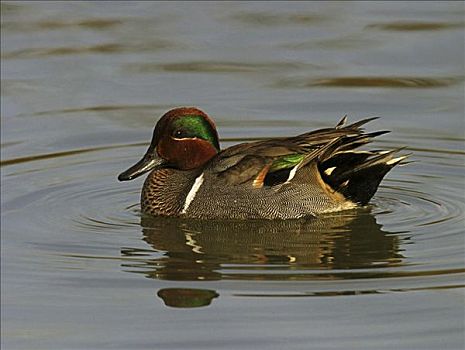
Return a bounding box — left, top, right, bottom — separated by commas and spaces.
172, 129, 192, 139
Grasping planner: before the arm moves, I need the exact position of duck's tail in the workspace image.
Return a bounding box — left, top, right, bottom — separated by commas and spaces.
318, 117, 410, 205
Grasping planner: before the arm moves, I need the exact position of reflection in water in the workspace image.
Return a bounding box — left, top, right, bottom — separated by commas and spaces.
157, 288, 218, 308
123, 209, 403, 283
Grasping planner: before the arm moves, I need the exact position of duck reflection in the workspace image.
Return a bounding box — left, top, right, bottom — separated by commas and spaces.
125, 209, 403, 282
157, 288, 218, 308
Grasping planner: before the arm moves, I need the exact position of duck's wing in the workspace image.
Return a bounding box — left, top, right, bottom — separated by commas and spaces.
209, 117, 403, 190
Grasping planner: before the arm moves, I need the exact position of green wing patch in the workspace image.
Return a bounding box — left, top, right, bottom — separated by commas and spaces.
269, 154, 305, 173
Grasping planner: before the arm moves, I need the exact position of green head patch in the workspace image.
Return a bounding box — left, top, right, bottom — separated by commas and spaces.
171, 115, 220, 150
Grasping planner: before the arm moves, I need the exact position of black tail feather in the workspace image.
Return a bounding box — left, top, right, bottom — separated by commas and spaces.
337, 162, 396, 205
320, 147, 408, 205
295, 115, 409, 205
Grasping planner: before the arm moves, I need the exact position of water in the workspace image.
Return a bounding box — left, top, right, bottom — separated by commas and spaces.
2, 2, 464, 349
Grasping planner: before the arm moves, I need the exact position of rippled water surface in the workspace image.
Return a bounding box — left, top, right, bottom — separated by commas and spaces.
2, 2, 464, 349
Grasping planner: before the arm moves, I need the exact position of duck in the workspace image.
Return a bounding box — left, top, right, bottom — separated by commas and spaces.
118, 107, 408, 219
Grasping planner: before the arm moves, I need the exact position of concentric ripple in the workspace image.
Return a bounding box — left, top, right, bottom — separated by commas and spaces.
5, 135, 463, 294
2, 147, 142, 237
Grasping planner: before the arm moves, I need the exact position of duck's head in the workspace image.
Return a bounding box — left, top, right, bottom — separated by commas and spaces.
118, 107, 220, 181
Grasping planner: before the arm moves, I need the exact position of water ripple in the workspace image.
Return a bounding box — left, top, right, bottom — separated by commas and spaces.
274, 76, 462, 89
126, 61, 319, 74
229, 11, 327, 26
2, 136, 464, 292
2, 18, 123, 32
366, 21, 464, 31
2, 40, 178, 59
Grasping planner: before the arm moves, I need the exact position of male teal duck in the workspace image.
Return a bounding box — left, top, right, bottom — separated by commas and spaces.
118, 107, 408, 219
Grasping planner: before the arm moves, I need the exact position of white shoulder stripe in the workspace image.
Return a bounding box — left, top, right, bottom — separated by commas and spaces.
181, 173, 204, 214
284, 165, 299, 184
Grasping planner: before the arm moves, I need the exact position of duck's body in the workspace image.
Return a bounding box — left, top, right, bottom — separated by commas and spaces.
119, 107, 407, 219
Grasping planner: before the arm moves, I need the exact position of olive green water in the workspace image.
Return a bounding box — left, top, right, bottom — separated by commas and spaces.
1, 2, 464, 349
